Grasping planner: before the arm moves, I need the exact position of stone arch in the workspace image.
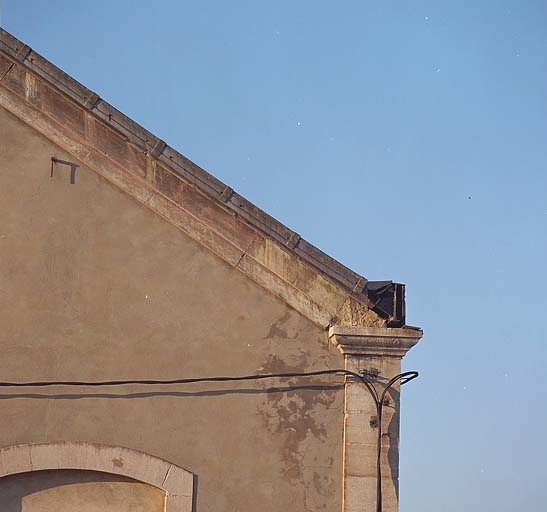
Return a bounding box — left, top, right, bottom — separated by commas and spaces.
0, 442, 193, 511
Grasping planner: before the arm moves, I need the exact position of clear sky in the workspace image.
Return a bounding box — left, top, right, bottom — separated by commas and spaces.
3, 1, 547, 510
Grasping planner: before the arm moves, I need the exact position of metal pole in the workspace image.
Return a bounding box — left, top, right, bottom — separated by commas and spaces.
356, 371, 418, 512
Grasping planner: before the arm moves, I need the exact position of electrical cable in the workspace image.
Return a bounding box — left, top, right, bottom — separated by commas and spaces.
0, 369, 380, 387
0, 368, 418, 512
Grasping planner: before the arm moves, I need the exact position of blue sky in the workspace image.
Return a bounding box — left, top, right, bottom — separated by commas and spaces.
3, 1, 547, 510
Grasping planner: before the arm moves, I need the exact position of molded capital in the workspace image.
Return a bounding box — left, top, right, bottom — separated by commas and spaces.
328, 325, 422, 358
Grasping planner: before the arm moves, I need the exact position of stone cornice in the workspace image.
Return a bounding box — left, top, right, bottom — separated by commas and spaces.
328, 325, 423, 357
0, 27, 410, 330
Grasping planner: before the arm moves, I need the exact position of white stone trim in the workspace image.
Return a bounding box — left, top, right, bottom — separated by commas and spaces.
0, 442, 193, 512
329, 325, 422, 357
328, 325, 422, 512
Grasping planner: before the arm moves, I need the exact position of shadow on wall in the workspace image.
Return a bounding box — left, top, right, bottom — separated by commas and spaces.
0, 384, 342, 401
386, 386, 401, 501
0, 469, 166, 512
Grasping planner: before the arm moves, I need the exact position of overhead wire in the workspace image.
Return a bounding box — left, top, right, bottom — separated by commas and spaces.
0, 368, 418, 512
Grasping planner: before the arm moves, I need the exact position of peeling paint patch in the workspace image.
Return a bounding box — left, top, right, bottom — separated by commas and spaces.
257, 355, 342, 485
263, 311, 297, 340
112, 457, 124, 468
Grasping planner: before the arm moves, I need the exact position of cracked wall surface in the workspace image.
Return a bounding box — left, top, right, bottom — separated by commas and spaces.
0, 106, 344, 511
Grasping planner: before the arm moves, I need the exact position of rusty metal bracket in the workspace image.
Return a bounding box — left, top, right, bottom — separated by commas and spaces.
50, 157, 80, 184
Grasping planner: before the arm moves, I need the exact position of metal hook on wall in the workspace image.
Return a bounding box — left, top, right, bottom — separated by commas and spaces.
50, 157, 80, 184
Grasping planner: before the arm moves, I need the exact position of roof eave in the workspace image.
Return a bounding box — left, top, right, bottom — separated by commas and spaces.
0, 27, 408, 330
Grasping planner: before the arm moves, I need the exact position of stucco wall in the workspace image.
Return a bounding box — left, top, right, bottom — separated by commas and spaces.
0, 106, 344, 511
0, 470, 165, 512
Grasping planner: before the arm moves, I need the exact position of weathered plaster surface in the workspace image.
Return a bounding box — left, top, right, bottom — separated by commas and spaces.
0, 106, 344, 511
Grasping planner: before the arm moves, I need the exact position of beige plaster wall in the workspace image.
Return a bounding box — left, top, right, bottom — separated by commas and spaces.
0, 470, 165, 512
0, 106, 344, 511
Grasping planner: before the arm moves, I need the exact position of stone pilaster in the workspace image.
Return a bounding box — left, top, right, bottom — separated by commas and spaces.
329, 326, 422, 512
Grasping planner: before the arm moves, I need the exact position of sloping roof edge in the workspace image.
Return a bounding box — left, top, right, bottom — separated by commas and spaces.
0, 28, 407, 329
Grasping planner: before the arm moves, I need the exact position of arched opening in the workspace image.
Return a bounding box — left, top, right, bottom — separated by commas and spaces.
0, 469, 166, 512
0, 442, 193, 512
